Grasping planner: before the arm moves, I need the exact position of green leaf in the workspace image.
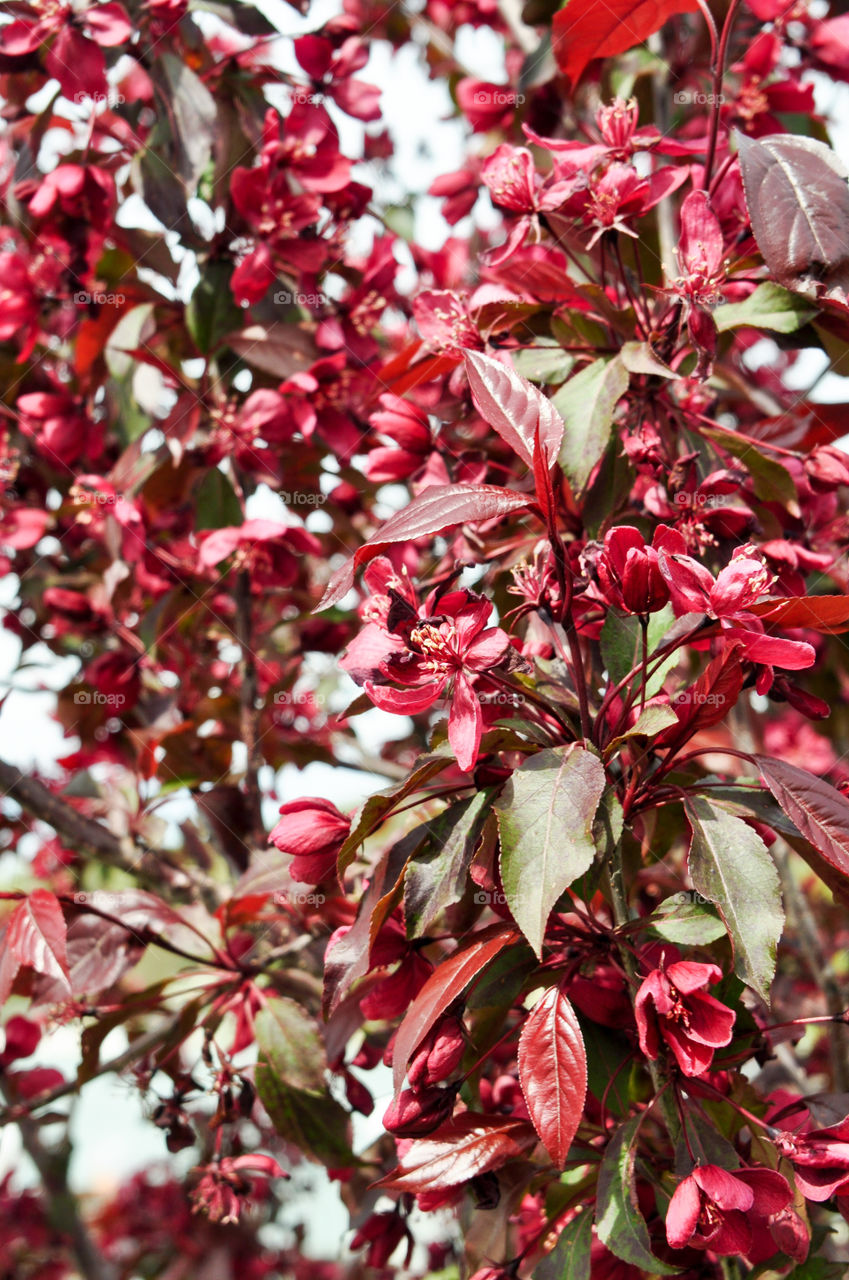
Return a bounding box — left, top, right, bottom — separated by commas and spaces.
580, 1016, 632, 1119
698, 424, 799, 515
605, 703, 679, 755
254, 999, 356, 1166
194, 468, 242, 531
512, 342, 574, 384
619, 340, 676, 378
651, 896, 728, 945
536, 1205, 593, 1280
554, 356, 629, 492
600, 604, 676, 694
495, 746, 606, 957
714, 282, 816, 334
685, 797, 784, 1001
336, 750, 454, 874
187, 261, 243, 354
404, 791, 493, 936
596, 1115, 680, 1273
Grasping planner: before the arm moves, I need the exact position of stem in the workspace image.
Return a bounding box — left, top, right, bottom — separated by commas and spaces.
703, 0, 743, 190
235, 567, 265, 850
607, 840, 682, 1146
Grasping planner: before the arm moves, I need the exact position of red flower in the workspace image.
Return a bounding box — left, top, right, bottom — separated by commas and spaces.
0, 0, 131, 100
597, 526, 670, 615
294, 34, 381, 121
269, 798, 350, 883
635, 959, 735, 1076
363, 591, 512, 773
772, 1116, 849, 1200
413, 289, 482, 352
666, 1164, 791, 1256
657, 533, 816, 673
366, 394, 433, 482
189, 1154, 287, 1225
17, 390, 102, 465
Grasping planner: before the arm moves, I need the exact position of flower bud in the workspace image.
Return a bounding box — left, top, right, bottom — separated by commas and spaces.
269, 797, 349, 883
598, 527, 669, 614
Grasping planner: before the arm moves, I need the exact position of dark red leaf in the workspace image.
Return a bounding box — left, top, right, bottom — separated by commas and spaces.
750, 596, 849, 635
518, 986, 586, 1167
391, 922, 519, 1093
465, 351, 564, 468
757, 756, 849, 892
7, 891, 70, 987
552, 0, 699, 86
737, 131, 849, 298
375, 1113, 536, 1191
316, 484, 532, 611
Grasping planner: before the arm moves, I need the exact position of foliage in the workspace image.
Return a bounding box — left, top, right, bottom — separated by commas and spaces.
2, 0, 849, 1276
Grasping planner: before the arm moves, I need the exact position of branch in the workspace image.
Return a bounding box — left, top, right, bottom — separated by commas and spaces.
0, 758, 223, 904
0, 1076, 118, 1280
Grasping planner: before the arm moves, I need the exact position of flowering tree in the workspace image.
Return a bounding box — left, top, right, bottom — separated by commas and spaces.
3, 0, 849, 1275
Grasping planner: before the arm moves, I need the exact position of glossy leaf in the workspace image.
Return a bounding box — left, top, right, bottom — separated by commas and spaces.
375, 1113, 535, 1191
536, 1206, 593, 1280
496, 746, 605, 957
554, 357, 629, 493
750, 595, 849, 635
757, 756, 849, 887
404, 790, 493, 936
518, 986, 587, 1167
736, 131, 849, 298
714, 282, 817, 334
685, 797, 784, 1001
317, 484, 533, 610
391, 922, 519, 1092
7, 891, 70, 988
552, 0, 698, 86
465, 350, 564, 468
596, 1115, 680, 1273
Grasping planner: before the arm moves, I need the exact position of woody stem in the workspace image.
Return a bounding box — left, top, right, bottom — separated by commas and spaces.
607, 841, 682, 1147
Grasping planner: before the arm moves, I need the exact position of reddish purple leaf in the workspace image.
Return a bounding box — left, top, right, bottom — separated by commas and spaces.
7, 891, 70, 988
757, 756, 849, 893
518, 986, 586, 1168
737, 131, 849, 299
316, 484, 532, 611
392, 922, 519, 1093
750, 595, 849, 635
375, 1113, 536, 1191
464, 351, 564, 469
552, 0, 699, 87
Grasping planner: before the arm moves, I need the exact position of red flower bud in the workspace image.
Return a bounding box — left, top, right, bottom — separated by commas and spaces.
269, 797, 349, 883
598, 527, 670, 615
